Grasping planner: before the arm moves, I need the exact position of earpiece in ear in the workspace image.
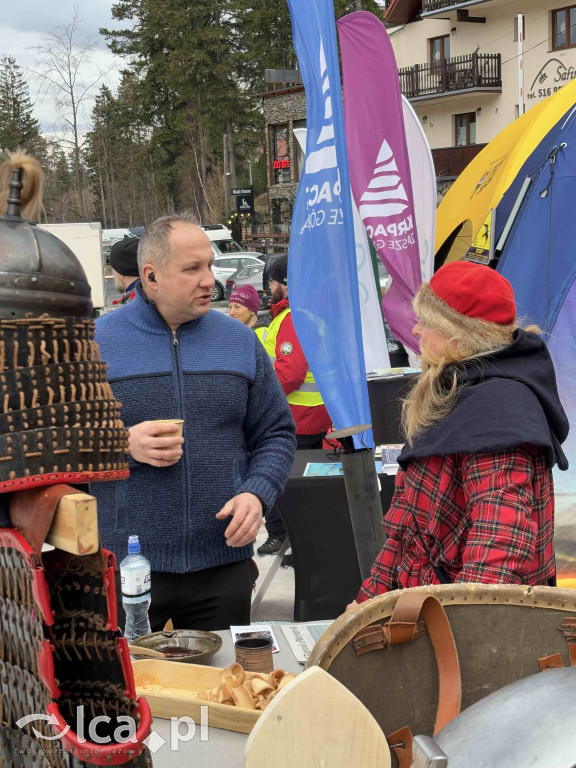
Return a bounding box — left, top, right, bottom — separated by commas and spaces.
149, 273, 156, 283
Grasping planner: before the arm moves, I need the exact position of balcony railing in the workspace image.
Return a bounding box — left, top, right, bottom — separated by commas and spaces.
431, 144, 487, 179
399, 53, 501, 100
423, 0, 486, 12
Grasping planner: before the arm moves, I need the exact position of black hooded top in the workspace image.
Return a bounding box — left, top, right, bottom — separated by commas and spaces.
398, 329, 569, 471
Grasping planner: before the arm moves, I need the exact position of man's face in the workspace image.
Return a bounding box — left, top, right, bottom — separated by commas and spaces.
269, 279, 286, 304
151, 223, 215, 328
112, 268, 125, 293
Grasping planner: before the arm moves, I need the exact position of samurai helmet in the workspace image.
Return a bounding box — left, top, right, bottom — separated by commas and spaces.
0, 162, 92, 318
0, 153, 128, 493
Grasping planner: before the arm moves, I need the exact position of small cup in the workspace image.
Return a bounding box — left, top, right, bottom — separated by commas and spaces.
151, 418, 184, 437
235, 637, 274, 673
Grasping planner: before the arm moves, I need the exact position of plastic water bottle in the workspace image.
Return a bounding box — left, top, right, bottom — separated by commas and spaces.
120, 535, 151, 643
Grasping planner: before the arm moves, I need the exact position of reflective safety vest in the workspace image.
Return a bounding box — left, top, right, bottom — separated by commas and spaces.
259, 308, 324, 407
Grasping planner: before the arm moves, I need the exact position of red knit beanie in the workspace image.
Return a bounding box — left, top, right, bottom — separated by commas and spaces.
430, 261, 516, 325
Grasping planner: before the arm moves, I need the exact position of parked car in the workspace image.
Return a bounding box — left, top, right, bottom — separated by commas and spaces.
224, 264, 264, 302
202, 224, 266, 300
212, 254, 264, 301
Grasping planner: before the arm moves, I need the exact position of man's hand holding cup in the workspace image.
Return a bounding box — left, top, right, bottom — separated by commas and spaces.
128, 419, 184, 467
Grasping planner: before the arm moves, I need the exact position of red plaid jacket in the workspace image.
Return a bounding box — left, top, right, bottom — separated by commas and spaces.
357, 446, 555, 602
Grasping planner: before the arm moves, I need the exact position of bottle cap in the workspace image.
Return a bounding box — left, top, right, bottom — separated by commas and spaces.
128, 535, 141, 554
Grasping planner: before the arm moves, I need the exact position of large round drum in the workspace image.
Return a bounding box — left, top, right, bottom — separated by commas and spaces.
307, 584, 576, 766
435, 666, 576, 767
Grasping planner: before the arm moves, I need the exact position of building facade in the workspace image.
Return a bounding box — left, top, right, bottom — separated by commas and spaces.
262, 0, 576, 222
387, 0, 576, 176
262, 86, 306, 233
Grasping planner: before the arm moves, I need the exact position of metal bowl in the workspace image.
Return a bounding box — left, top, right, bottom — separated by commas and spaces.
130, 629, 223, 664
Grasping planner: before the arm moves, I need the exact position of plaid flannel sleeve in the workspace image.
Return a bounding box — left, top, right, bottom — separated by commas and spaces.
356, 475, 406, 603
356, 537, 400, 602
459, 448, 538, 584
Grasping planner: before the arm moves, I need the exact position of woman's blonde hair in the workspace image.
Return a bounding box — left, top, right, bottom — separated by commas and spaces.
0, 150, 44, 221
401, 280, 540, 445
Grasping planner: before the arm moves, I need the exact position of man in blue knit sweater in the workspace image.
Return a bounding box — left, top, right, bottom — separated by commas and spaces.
93, 216, 296, 631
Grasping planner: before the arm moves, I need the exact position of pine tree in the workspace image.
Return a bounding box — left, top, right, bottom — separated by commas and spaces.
232, 0, 385, 94
97, 0, 388, 221
0, 56, 42, 154
102, 0, 259, 216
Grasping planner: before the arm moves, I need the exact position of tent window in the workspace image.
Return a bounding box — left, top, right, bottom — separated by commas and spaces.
552, 6, 576, 50
455, 113, 476, 146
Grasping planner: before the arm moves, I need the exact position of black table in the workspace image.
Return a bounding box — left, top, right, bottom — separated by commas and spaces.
276, 450, 396, 621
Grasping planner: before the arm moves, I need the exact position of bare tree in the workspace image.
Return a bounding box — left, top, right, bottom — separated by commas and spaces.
31, 6, 108, 219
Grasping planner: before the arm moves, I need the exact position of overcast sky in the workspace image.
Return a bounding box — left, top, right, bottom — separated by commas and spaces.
1, 1, 388, 137
0, 0, 125, 133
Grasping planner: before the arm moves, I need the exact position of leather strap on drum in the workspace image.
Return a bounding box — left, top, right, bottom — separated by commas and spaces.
389, 593, 461, 734
353, 592, 462, 736
386, 725, 413, 768
9, 484, 80, 555
538, 653, 564, 670
560, 617, 576, 666
353, 619, 427, 654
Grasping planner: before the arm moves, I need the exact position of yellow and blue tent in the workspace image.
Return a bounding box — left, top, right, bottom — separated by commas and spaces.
436, 81, 576, 588
435, 78, 576, 267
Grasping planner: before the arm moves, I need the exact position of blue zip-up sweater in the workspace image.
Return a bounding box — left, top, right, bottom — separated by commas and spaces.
92, 286, 296, 573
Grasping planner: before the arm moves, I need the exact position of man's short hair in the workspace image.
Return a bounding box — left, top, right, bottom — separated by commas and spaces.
137, 214, 200, 273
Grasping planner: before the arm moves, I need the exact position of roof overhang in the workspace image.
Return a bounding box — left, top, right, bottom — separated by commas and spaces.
384, 0, 422, 25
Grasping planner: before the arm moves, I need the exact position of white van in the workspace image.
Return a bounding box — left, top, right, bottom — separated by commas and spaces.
102, 228, 134, 242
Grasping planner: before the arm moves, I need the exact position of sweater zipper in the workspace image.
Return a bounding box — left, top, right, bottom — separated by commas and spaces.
171, 328, 190, 569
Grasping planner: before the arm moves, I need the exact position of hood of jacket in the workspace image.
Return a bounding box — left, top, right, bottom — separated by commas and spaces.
399, 329, 569, 470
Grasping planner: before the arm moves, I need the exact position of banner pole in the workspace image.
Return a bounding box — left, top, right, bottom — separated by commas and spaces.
330, 424, 385, 580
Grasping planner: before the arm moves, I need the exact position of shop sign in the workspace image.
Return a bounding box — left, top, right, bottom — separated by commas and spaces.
527, 58, 576, 102
236, 193, 254, 215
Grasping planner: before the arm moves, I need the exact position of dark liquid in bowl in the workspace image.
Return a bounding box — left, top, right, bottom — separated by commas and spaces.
158, 645, 201, 657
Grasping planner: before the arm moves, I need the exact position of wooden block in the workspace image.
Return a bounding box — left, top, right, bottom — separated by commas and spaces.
245, 666, 391, 768
46, 492, 99, 555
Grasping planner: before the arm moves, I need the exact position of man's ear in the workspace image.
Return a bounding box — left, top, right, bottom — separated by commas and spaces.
141, 264, 157, 289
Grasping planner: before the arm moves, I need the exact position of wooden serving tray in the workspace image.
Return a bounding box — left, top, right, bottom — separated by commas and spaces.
132, 659, 262, 734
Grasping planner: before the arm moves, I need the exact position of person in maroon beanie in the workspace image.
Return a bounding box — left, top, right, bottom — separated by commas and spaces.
351, 261, 569, 606
228, 285, 261, 328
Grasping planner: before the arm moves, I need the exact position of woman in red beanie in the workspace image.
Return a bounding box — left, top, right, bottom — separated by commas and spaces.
353, 261, 569, 604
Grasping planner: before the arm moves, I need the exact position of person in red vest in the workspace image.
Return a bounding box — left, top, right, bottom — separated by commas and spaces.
257, 254, 331, 558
